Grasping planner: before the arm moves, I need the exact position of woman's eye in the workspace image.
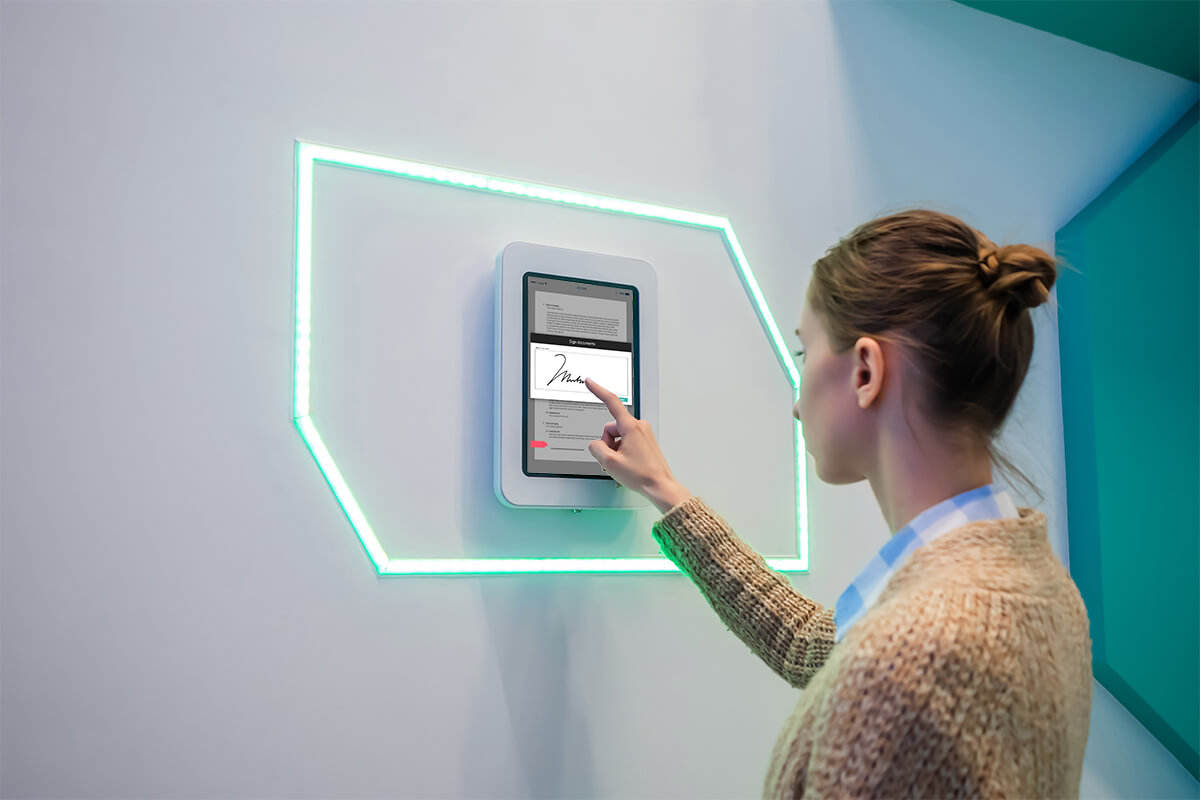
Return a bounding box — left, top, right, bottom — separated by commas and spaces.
794, 349, 806, 360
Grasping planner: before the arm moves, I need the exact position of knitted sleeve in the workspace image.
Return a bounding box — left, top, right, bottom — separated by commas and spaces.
651, 495, 837, 690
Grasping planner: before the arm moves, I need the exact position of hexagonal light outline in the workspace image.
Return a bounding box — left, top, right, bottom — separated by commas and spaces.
293, 139, 809, 575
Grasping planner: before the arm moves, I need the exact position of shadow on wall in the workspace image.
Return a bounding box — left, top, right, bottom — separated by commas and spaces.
457, 258, 598, 797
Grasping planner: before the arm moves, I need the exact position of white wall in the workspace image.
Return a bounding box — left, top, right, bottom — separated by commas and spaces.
2, 1, 1197, 797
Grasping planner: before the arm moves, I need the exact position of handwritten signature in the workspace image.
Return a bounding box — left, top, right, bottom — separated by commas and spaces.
547, 353, 588, 387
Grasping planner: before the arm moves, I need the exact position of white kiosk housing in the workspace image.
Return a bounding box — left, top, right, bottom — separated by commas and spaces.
494, 241, 658, 510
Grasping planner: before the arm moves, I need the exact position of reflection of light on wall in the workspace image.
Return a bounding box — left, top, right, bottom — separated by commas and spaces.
292, 139, 809, 576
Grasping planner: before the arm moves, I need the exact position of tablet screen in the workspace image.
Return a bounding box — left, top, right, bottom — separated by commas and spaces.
523, 272, 639, 479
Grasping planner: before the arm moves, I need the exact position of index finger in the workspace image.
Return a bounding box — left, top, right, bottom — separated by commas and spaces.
584, 377, 637, 429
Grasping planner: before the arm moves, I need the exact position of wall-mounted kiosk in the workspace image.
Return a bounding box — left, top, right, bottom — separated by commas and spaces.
495, 241, 659, 510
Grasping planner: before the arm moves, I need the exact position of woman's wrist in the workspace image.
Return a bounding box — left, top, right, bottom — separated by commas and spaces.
648, 480, 692, 515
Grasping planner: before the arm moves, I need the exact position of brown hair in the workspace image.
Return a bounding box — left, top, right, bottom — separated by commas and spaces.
806, 208, 1081, 507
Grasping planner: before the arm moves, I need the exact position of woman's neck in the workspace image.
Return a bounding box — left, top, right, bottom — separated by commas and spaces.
867, 432, 995, 536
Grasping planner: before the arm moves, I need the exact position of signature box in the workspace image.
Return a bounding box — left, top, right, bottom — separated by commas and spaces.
529, 343, 632, 404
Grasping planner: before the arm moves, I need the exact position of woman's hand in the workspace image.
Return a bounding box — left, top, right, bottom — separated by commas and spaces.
584, 377, 692, 515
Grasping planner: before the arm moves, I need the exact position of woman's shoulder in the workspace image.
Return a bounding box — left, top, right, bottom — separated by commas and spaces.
879, 508, 1070, 601
836, 580, 1085, 678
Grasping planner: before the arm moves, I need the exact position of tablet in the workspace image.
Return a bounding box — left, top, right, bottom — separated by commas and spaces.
523, 272, 639, 479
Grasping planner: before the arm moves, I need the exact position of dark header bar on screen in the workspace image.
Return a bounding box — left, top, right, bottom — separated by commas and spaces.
530, 333, 632, 352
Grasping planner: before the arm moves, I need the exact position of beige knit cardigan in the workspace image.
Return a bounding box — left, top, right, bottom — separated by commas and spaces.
651, 495, 1093, 799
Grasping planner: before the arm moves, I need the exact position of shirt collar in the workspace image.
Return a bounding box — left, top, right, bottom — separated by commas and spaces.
833, 483, 1021, 643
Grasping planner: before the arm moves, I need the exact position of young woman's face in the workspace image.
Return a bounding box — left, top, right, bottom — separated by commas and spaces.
792, 294, 877, 486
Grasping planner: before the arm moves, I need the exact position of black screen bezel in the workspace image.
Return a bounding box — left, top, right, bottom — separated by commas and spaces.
521, 271, 640, 479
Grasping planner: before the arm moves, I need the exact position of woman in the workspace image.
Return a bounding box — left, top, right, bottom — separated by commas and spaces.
584, 209, 1093, 799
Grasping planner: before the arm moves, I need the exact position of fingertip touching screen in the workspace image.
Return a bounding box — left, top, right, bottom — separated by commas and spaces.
523, 273, 639, 478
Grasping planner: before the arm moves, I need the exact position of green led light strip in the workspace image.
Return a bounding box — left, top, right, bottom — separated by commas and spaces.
293, 139, 809, 575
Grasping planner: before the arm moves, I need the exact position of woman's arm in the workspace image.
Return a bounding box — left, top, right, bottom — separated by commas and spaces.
651, 494, 837, 690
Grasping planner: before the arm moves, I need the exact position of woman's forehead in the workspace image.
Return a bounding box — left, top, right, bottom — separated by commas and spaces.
795, 317, 809, 341
796, 299, 810, 337
796, 300, 819, 341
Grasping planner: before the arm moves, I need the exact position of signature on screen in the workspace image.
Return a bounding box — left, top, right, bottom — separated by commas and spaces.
546, 353, 588, 388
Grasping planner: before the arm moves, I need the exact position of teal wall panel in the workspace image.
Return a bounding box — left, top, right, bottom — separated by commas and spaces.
954, 0, 1199, 82
1057, 102, 1199, 779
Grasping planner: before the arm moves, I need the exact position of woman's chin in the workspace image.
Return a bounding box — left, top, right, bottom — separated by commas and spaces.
813, 458, 859, 486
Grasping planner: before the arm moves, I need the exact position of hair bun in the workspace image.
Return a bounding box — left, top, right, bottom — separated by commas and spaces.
976, 242, 1056, 311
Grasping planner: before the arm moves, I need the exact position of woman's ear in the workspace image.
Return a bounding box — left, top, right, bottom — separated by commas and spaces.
852, 336, 884, 410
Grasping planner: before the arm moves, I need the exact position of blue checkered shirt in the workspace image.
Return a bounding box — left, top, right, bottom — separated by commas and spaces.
833, 482, 1021, 643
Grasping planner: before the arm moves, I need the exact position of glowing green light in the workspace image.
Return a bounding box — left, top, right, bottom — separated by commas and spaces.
293, 139, 810, 576
380, 557, 808, 576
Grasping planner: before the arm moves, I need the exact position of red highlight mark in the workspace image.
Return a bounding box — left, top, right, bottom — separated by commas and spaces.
530, 440, 548, 448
